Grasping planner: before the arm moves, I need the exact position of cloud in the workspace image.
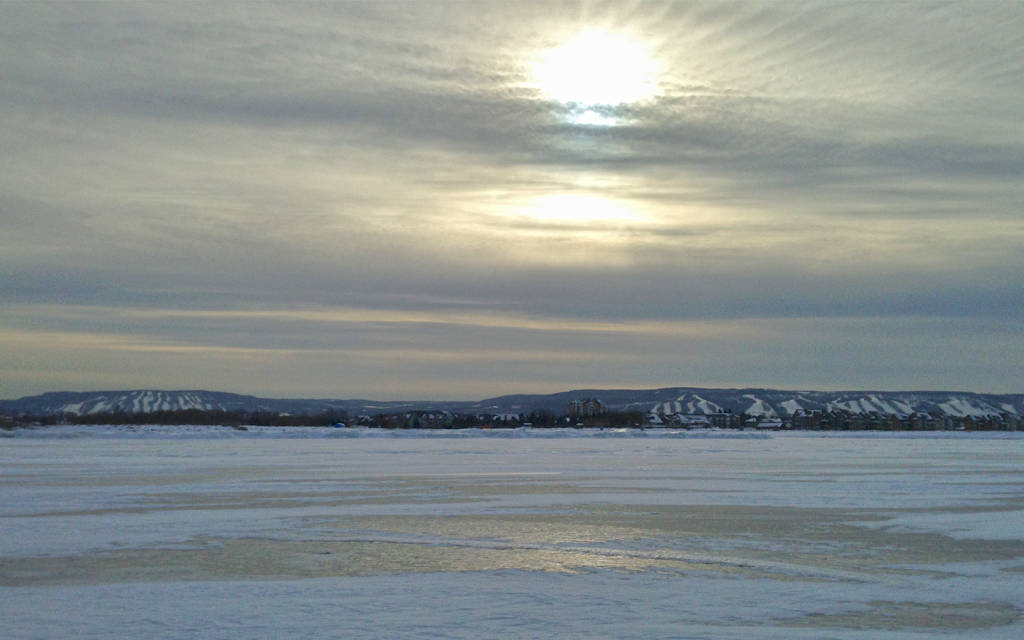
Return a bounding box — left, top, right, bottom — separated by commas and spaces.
1, 1, 1022, 397
2, 306, 1020, 398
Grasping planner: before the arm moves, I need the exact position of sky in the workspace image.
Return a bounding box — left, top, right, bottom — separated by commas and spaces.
2, 1, 1023, 400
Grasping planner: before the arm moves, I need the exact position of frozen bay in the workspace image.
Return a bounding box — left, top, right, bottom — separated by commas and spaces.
2, 427, 1024, 638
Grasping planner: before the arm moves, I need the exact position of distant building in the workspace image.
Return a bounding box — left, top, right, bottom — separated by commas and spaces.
707, 411, 741, 428
791, 409, 824, 429
910, 412, 939, 430
753, 417, 783, 430
679, 415, 711, 428
568, 398, 604, 419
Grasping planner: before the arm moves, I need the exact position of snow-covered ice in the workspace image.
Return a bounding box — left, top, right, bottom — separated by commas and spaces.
2, 427, 1023, 638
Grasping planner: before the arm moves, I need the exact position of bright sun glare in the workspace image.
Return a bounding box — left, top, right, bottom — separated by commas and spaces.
532, 30, 659, 107
515, 194, 643, 225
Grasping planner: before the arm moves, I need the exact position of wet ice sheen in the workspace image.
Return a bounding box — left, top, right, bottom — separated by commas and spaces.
2, 428, 1023, 638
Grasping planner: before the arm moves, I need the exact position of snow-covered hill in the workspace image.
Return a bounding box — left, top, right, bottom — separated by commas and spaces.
476, 387, 1023, 419
54, 390, 219, 414
3, 387, 1022, 419
640, 389, 1022, 418
0, 390, 475, 418
0, 390, 348, 417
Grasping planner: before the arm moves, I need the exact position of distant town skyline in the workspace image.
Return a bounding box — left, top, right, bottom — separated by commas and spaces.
2, 2, 1022, 399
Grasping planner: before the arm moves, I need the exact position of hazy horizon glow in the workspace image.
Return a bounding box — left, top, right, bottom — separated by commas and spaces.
2, 2, 1022, 400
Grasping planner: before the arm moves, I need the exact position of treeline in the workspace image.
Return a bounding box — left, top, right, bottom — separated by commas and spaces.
5, 408, 1018, 430
6, 408, 648, 428
358, 410, 648, 429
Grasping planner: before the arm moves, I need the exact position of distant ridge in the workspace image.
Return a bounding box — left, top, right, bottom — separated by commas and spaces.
2, 387, 1022, 419
0, 390, 473, 418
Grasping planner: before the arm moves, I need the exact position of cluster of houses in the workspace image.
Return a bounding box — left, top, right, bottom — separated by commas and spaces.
645, 410, 784, 429
354, 411, 539, 429
787, 408, 1021, 431
646, 407, 1021, 431
348, 402, 1022, 431
357, 399, 616, 429
358, 412, 456, 428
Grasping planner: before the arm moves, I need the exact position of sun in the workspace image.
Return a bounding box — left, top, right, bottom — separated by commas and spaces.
506, 194, 645, 225
532, 30, 660, 107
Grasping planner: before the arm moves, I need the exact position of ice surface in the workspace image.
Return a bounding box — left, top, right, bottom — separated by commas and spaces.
4, 569, 1023, 640
857, 509, 1024, 540
2, 428, 1023, 638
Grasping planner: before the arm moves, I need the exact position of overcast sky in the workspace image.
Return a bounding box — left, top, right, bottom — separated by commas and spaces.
2, 1, 1022, 399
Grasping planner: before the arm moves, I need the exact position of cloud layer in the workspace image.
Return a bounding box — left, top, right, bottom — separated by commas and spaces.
2, 2, 1022, 398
